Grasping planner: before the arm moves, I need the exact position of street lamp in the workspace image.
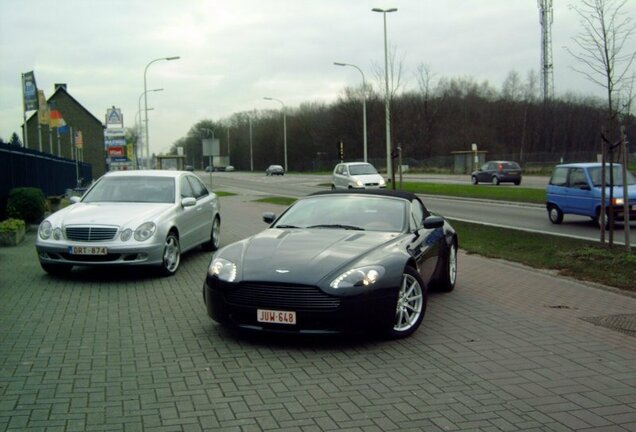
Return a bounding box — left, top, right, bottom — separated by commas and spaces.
263, 97, 287, 172
137, 88, 163, 169
199, 127, 215, 184
334, 62, 368, 162
144, 56, 179, 169
372, 7, 397, 187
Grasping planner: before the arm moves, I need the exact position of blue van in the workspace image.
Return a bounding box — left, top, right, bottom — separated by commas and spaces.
546, 163, 636, 227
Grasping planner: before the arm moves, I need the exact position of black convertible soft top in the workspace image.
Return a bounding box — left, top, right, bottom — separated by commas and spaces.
310, 188, 420, 202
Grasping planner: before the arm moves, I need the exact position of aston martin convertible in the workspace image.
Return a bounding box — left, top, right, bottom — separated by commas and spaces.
202, 189, 457, 338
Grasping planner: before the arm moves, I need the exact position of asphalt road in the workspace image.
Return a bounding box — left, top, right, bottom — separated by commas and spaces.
200, 171, 635, 245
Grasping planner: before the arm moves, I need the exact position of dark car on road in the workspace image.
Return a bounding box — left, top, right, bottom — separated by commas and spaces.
265, 164, 285, 176
471, 161, 522, 185
203, 189, 458, 339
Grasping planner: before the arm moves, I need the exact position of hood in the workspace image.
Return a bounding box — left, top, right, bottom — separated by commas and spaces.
352, 174, 385, 184
238, 228, 398, 284
49, 202, 172, 228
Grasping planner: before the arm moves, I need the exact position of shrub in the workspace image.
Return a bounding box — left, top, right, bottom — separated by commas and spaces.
6, 187, 46, 223
0, 218, 26, 233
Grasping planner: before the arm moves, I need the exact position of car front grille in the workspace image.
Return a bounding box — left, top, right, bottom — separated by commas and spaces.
224, 283, 341, 311
65, 226, 118, 241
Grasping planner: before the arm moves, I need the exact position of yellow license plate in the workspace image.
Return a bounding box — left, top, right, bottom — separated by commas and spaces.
257, 309, 296, 325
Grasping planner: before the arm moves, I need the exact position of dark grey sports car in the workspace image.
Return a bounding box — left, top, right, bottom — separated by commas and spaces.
202, 189, 457, 338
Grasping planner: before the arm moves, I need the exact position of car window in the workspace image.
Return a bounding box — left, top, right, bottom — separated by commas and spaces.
274, 195, 405, 232
180, 177, 195, 198
82, 176, 175, 203
568, 168, 588, 188
410, 200, 424, 230
349, 163, 378, 175
186, 175, 209, 199
503, 162, 520, 169
588, 166, 636, 187
549, 167, 569, 186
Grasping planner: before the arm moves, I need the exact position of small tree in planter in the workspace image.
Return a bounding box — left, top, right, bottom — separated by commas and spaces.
0, 218, 26, 246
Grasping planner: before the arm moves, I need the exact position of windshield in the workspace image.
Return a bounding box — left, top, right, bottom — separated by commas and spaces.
349, 164, 379, 176
588, 166, 636, 187
274, 195, 406, 232
82, 176, 176, 203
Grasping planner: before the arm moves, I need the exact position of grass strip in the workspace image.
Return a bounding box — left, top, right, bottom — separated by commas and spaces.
254, 196, 297, 206
400, 182, 546, 204
451, 219, 636, 292
215, 191, 237, 197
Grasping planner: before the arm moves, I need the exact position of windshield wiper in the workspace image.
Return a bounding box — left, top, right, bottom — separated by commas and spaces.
307, 224, 365, 231
276, 224, 302, 229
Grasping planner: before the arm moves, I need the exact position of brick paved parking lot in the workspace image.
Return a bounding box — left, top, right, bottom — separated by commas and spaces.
1, 195, 635, 431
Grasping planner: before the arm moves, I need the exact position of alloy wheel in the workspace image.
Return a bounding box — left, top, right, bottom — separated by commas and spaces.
393, 272, 424, 332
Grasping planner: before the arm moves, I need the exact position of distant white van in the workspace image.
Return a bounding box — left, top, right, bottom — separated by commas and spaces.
332, 162, 386, 190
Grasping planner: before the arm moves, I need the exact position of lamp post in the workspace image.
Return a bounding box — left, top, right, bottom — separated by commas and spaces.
263, 97, 287, 172
372, 7, 397, 187
137, 88, 163, 169
249, 110, 254, 171
144, 56, 179, 169
334, 62, 368, 162
199, 127, 215, 184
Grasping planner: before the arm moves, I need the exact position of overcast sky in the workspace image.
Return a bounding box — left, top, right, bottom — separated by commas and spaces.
1, 0, 635, 155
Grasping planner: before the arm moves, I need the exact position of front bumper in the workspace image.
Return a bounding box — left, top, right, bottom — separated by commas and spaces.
203, 278, 397, 335
36, 239, 165, 267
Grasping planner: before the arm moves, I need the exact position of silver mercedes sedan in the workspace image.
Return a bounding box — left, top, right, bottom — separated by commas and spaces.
36, 170, 221, 276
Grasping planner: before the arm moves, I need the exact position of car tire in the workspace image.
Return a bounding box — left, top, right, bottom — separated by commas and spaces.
548, 204, 563, 224
471, 176, 478, 185
41, 262, 72, 276
202, 216, 221, 251
159, 232, 181, 276
593, 209, 611, 230
492, 176, 500, 185
514, 180, 521, 185
386, 266, 427, 339
437, 241, 458, 293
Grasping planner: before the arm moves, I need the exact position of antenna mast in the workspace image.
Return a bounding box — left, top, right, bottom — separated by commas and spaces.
538, 0, 554, 101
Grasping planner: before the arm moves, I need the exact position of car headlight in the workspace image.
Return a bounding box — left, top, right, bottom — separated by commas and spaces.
134, 222, 156, 241
612, 198, 624, 206
53, 227, 63, 240
355, 180, 364, 187
330, 265, 385, 289
208, 257, 237, 282
39, 221, 52, 240
379, 178, 386, 186
120, 228, 133, 242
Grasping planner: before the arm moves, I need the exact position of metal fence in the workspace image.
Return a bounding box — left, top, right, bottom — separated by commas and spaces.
0, 143, 92, 218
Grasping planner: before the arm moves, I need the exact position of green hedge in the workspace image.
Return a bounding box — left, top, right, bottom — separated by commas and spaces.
6, 187, 46, 223
0, 218, 26, 232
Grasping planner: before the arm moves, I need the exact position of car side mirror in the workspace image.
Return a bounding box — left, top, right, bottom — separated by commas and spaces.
263, 212, 276, 224
423, 215, 444, 229
70, 196, 81, 204
181, 197, 196, 207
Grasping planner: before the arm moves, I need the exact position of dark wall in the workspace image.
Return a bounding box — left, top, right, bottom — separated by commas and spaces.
0, 143, 92, 218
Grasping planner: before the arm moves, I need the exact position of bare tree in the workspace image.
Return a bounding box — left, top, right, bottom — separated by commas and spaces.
566, 0, 636, 124
372, 45, 407, 101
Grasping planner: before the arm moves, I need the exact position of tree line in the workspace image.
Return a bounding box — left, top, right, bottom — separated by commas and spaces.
164, 70, 635, 172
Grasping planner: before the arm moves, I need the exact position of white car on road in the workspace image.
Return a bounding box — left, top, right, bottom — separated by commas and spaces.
332, 162, 386, 190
